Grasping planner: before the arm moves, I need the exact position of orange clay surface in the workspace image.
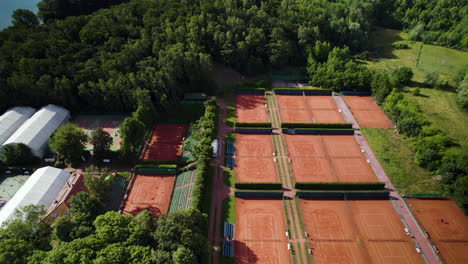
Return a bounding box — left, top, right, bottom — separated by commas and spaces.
235, 134, 278, 182
407, 199, 468, 264
236, 94, 269, 123
276, 94, 345, 123
122, 174, 175, 216
299, 199, 424, 264
142, 124, 187, 161
343, 96, 394, 128
235, 198, 290, 264
284, 134, 377, 182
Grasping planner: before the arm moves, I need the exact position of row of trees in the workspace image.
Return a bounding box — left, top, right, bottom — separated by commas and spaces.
0, 195, 207, 264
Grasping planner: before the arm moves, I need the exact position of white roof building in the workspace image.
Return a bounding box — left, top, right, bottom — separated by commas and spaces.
0, 166, 70, 226
2, 104, 70, 158
0, 107, 36, 145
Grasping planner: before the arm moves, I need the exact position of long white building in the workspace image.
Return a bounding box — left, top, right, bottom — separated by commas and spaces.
0, 107, 36, 145
0, 166, 70, 226
2, 104, 70, 158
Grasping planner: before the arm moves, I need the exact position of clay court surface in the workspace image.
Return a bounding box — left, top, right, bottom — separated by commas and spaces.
142, 124, 188, 161
122, 174, 175, 216
343, 96, 394, 128
74, 114, 128, 151
284, 134, 377, 182
276, 95, 345, 123
235, 134, 278, 182
407, 198, 468, 264
235, 198, 290, 264
299, 199, 423, 264
236, 94, 269, 123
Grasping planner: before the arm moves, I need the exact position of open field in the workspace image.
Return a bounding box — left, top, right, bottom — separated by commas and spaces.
284, 134, 377, 182
361, 128, 440, 193
142, 124, 188, 161
342, 96, 394, 128
405, 89, 468, 151
407, 198, 468, 264
299, 199, 424, 264
235, 198, 290, 264
235, 94, 269, 123
234, 134, 278, 183
122, 173, 175, 216
276, 94, 345, 123
74, 114, 128, 151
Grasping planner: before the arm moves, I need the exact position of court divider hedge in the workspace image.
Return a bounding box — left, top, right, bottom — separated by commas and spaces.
235, 182, 283, 190
235, 122, 272, 128
296, 190, 389, 199
295, 182, 385, 190
136, 167, 177, 174
135, 163, 178, 169
281, 123, 353, 129
282, 128, 354, 135
138, 160, 179, 165
235, 190, 284, 198
235, 128, 272, 134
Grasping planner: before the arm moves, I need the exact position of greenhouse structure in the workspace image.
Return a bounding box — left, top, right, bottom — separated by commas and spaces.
0, 107, 36, 145
2, 104, 70, 158
0, 166, 70, 226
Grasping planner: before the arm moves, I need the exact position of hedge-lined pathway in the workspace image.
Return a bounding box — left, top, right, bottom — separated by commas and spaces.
208, 99, 234, 264
268, 92, 309, 264
333, 94, 442, 264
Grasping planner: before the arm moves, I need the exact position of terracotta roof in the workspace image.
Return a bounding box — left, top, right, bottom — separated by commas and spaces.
45, 173, 87, 217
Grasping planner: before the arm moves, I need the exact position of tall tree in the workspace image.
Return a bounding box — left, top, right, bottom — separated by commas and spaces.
119, 117, 146, 159
90, 128, 113, 159
11, 9, 39, 27
83, 166, 113, 199
49, 123, 87, 164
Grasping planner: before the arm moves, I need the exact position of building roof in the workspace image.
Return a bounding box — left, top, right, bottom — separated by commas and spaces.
0, 107, 36, 145
2, 104, 70, 158
45, 173, 87, 217
0, 166, 70, 226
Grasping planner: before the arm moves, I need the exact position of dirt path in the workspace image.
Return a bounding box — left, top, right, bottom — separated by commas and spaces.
208, 99, 234, 264
334, 94, 442, 264
268, 93, 309, 264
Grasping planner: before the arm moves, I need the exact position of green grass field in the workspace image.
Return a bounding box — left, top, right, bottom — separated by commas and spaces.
361, 128, 441, 194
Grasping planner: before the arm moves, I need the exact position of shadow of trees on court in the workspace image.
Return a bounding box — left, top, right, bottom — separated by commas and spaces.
128, 206, 162, 216
235, 240, 259, 264
236, 94, 266, 110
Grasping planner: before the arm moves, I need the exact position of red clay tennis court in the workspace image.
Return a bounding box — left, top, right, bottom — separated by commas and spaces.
343, 96, 394, 128
407, 198, 468, 264
284, 134, 377, 182
236, 94, 269, 123
142, 124, 188, 161
299, 199, 423, 264
276, 95, 345, 123
235, 134, 278, 182
235, 198, 290, 264
122, 174, 175, 216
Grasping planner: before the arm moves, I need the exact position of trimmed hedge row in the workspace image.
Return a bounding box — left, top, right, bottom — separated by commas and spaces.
281, 123, 352, 129
282, 128, 355, 135
296, 190, 389, 199
235, 128, 272, 134
135, 163, 178, 169
136, 167, 177, 174
295, 182, 385, 190
235, 182, 283, 190
138, 160, 179, 165
235, 190, 284, 198
235, 122, 272, 128
236, 87, 266, 91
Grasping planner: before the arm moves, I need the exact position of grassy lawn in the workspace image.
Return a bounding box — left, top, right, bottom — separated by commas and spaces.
404, 88, 468, 151
116, 171, 131, 179
361, 128, 441, 194
219, 196, 235, 264
223, 169, 235, 188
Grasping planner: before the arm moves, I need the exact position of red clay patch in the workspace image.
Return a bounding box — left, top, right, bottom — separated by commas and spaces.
407, 199, 468, 264
235, 134, 274, 157
142, 124, 188, 161
343, 96, 394, 128
276, 94, 345, 123
236, 94, 269, 123
311, 109, 345, 123
235, 198, 290, 264
331, 158, 377, 182
122, 174, 175, 216
300, 199, 424, 264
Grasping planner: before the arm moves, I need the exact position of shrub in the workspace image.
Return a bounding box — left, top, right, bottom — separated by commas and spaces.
281, 123, 353, 129
412, 88, 421, 96
392, 43, 409, 49
235, 182, 283, 190
235, 122, 271, 128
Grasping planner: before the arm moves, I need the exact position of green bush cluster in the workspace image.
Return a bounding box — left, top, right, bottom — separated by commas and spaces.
295, 182, 385, 190
234, 182, 283, 190
384, 90, 468, 207
134, 164, 177, 169
235, 190, 284, 193
281, 123, 352, 129
189, 99, 217, 211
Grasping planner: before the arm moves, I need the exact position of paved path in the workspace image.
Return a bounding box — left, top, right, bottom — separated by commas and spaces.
334, 94, 442, 264
208, 99, 233, 264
